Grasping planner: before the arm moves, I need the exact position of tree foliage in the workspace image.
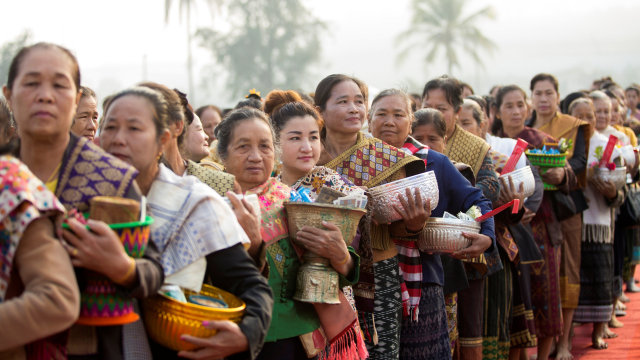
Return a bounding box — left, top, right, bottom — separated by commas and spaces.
397, 0, 497, 75
0, 31, 32, 88
196, 0, 325, 99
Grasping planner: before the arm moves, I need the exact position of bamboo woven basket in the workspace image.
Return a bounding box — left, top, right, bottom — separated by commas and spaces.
285, 202, 366, 245
143, 284, 245, 351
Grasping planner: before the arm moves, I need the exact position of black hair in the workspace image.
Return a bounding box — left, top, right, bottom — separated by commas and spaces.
422, 75, 463, 111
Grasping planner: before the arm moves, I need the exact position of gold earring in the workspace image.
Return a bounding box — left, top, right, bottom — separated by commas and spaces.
156, 152, 162, 161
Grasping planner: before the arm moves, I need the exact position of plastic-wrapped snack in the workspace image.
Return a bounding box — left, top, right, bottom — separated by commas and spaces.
443, 211, 459, 220
161, 284, 187, 303
457, 212, 474, 221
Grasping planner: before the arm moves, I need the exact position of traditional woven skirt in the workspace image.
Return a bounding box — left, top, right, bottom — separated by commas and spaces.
510, 262, 537, 348
623, 225, 640, 283
559, 213, 582, 309
400, 283, 451, 360
482, 249, 512, 360
458, 278, 485, 352
445, 293, 458, 357
574, 242, 614, 323
358, 257, 402, 359
529, 216, 563, 338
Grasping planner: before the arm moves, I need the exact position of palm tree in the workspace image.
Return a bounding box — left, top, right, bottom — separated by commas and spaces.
164, 0, 223, 100
397, 0, 497, 75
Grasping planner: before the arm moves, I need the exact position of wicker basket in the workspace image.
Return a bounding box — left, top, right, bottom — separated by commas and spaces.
368, 171, 439, 224
526, 151, 568, 191
143, 284, 245, 351
525, 151, 567, 168
594, 167, 627, 190
285, 202, 366, 246
63, 216, 153, 326
499, 166, 535, 198
418, 217, 480, 253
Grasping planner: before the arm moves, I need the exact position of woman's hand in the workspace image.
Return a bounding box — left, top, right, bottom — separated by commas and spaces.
497, 175, 525, 211
393, 187, 431, 232
294, 221, 353, 276
62, 218, 135, 286
541, 167, 565, 185
522, 207, 536, 224
451, 232, 492, 260
178, 320, 249, 360
591, 177, 617, 200
226, 192, 262, 258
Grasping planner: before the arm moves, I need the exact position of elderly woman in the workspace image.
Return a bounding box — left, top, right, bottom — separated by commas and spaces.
215, 106, 361, 359
70, 86, 99, 141
314, 74, 431, 359
100, 87, 272, 360
3, 42, 164, 360
367, 88, 494, 360
0, 155, 79, 359
139, 82, 237, 196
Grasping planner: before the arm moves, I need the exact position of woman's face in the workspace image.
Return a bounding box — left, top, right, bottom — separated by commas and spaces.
498, 90, 528, 131
593, 98, 611, 131
279, 115, 321, 179
71, 96, 99, 141
570, 102, 596, 127
200, 107, 221, 142
626, 90, 638, 110
610, 100, 622, 126
457, 107, 482, 137
3, 47, 80, 141
369, 95, 412, 148
100, 95, 164, 177
412, 123, 445, 153
422, 88, 457, 134
222, 118, 275, 191
531, 80, 559, 118
320, 80, 366, 136
182, 114, 210, 162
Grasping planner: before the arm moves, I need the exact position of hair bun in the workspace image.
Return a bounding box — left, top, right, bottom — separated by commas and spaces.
264, 90, 302, 117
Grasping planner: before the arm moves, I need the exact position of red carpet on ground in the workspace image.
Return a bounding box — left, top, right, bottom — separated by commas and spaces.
556, 268, 640, 359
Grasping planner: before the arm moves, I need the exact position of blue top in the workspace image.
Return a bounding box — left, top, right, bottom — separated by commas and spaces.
421, 150, 496, 285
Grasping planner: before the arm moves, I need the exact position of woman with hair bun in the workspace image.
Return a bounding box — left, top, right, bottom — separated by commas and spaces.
263, 89, 368, 359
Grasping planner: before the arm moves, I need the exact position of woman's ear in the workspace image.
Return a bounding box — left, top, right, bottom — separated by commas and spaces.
160, 129, 172, 147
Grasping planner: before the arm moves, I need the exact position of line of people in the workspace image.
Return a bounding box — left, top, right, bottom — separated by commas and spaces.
1, 41, 640, 360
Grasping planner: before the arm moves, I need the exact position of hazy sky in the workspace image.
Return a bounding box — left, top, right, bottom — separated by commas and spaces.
2, 0, 639, 107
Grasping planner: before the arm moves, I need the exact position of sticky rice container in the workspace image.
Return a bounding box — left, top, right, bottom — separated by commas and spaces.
368, 171, 439, 224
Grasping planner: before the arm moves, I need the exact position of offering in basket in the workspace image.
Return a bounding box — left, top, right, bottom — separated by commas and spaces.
285, 201, 366, 304
590, 135, 626, 190
418, 206, 481, 253
63, 197, 153, 326
143, 284, 245, 351
526, 140, 571, 190
368, 171, 439, 223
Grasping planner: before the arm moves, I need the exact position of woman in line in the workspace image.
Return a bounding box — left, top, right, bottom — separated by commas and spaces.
3, 42, 164, 359
264, 89, 368, 358
314, 74, 428, 359
422, 76, 500, 360
569, 91, 625, 350
459, 95, 545, 360
70, 86, 99, 142
138, 82, 238, 196
175, 90, 211, 164
0, 154, 79, 359
215, 106, 360, 359
527, 74, 591, 360
100, 87, 273, 360
368, 89, 495, 360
